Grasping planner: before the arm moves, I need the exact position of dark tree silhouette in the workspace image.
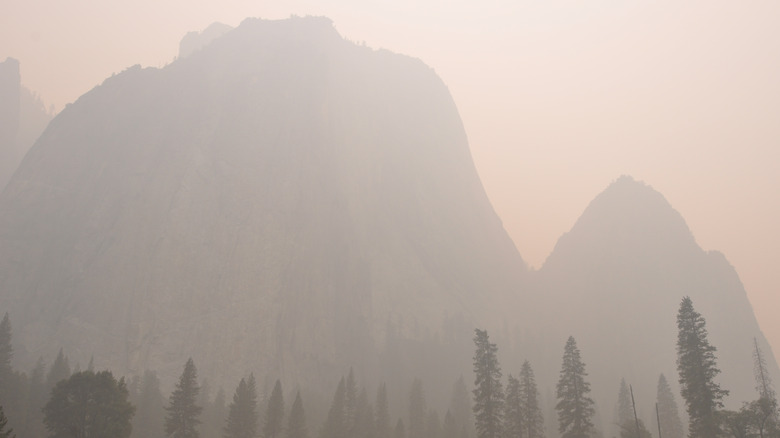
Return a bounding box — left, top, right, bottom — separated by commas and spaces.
224, 374, 258, 438
472, 329, 504, 438
287, 391, 308, 438
43, 370, 134, 438
676, 296, 727, 438
655, 374, 684, 438
263, 380, 284, 438
519, 361, 545, 438
556, 336, 594, 438
165, 358, 202, 438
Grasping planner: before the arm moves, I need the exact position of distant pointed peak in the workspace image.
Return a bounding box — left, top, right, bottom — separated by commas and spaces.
590, 175, 670, 212
542, 175, 698, 270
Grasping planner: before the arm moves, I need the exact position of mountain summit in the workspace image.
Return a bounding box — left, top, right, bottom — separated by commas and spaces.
535, 175, 776, 413
0, 17, 525, 387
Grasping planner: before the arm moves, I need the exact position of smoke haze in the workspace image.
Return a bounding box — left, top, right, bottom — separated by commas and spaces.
1, 1, 780, 430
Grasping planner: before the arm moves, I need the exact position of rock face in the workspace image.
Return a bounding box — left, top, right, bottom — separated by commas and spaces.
533, 176, 777, 418
178, 22, 232, 58
0, 58, 22, 191
0, 17, 774, 417
0, 57, 53, 193
0, 17, 525, 388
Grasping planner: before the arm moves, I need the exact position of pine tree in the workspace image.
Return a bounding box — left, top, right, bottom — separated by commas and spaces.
504, 374, 523, 438
21, 357, 46, 438
752, 338, 779, 436
263, 380, 284, 438
133, 370, 165, 438
0, 315, 19, 435
556, 336, 595, 438
619, 418, 652, 438
519, 361, 545, 438
676, 296, 728, 438
321, 378, 346, 438
345, 368, 358, 437
0, 405, 15, 438
615, 379, 633, 435
354, 388, 376, 438
615, 381, 652, 438
165, 358, 202, 438
443, 410, 458, 438
376, 383, 391, 438
45, 349, 71, 392
408, 378, 427, 438
224, 375, 258, 438
212, 389, 227, 437
450, 376, 473, 438
611, 379, 651, 438
655, 374, 684, 438
198, 379, 214, 438
287, 391, 308, 438
0, 314, 12, 400
43, 370, 135, 438
473, 329, 503, 438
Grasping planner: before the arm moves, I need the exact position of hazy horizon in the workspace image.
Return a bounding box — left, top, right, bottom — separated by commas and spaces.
2, 1, 779, 364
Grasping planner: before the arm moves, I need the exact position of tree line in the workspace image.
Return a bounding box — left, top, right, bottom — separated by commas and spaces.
471, 296, 780, 438
1, 295, 778, 438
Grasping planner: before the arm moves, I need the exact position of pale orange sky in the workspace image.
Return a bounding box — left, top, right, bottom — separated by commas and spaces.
2, 1, 780, 362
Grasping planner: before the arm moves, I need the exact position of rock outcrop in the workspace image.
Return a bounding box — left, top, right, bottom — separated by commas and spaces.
0, 17, 526, 389
533, 175, 776, 418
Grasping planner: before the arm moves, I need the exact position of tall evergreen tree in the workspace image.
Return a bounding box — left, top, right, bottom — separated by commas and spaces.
133, 370, 165, 438
165, 358, 202, 438
320, 378, 346, 438
212, 389, 227, 437
473, 329, 504, 438
504, 374, 523, 438
556, 336, 595, 438
345, 368, 358, 437
519, 361, 545, 438
0, 314, 12, 400
408, 378, 427, 438
655, 374, 685, 438
263, 380, 284, 438
354, 388, 376, 438
287, 391, 308, 438
224, 375, 258, 438
752, 338, 779, 436
45, 349, 71, 392
615, 379, 633, 435
21, 357, 46, 438
442, 410, 458, 438
754, 338, 776, 402
376, 383, 391, 438
722, 407, 753, 438
198, 379, 216, 438
676, 296, 728, 438
614, 381, 652, 438
619, 419, 652, 438
450, 376, 473, 438
43, 370, 135, 438
0, 315, 21, 436
0, 405, 15, 438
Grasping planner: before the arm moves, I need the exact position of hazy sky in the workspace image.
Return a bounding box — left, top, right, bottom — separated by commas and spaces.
3, 1, 780, 360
